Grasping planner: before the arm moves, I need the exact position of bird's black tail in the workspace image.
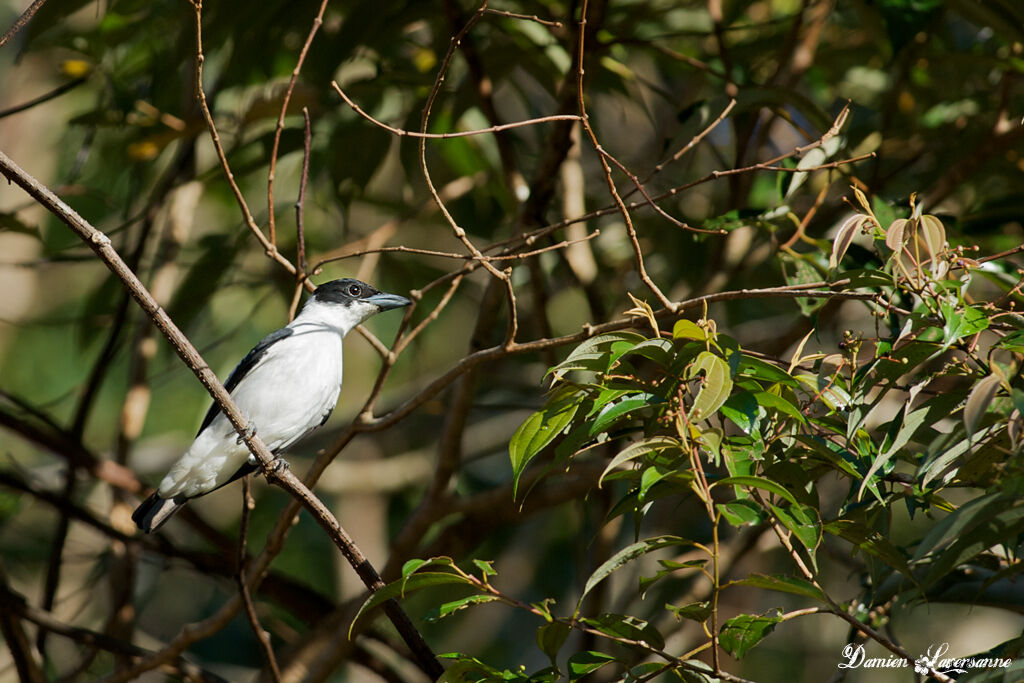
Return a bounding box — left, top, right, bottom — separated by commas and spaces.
132, 492, 187, 533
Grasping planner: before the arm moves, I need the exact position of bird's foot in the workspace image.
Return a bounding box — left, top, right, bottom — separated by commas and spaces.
236, 421, 257, 445
267, 457, 290, 477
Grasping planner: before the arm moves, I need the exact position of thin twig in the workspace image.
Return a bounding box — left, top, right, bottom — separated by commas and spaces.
482, 7, 563, 28
0, 77, 89, 119
237, 477, 282, 682
331, 81, 580, 139
0, 0, 48, 48
188, 0, 302, 282
575, 0, 675, 310
296, 106, 312, 274
267, 0, 329, 246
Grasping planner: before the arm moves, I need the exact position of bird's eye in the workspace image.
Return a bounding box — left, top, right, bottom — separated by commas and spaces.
348, 284, 362, 297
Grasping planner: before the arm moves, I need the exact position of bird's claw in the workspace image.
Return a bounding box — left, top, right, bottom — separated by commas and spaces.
268, 457, 290, 476
236, 421, 257, 445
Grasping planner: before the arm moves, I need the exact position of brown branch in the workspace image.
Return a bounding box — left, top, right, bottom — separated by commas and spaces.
0, 148, 443, 681
0, 0, 47, 48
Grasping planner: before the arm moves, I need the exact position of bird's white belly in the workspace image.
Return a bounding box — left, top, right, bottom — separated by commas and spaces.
158, 327, 344, 498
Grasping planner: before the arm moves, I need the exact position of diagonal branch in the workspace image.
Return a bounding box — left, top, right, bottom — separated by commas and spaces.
0, 148, 444, 681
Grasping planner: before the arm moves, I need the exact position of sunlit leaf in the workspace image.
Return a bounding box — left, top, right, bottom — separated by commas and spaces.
688, 351, 733, 422
510, 388, 583, 498
719, 610, 783, 659
567, 651, 616, 680
729, 574, 825, 602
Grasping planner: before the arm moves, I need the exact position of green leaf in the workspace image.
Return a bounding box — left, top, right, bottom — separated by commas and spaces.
688, 351, 733, 422
537, 622, 571, 667
720, 391, 760, 435
567, 651, 616, 680
719, 610, 782, 659
510, 388, 583, 498
771, 503, 821, 567
717, 499, 765, 527
730, 574, 825, 602
673, 319, 709, 341
921, 502, 1024, 590
711, 475, 799, 506
599, 436, 682, 487
472, 559, 497, 577
581, 536, 694, 601
549, 332, 647, 377
735, 355, 799, 386
858, 405, 931, 501
941, 302, 990, 350
588, 393, 663, 436
425, 595, 500, 622
619, 338, 674, 366
401, 556, 454, 579
824, 520, 915, 581
753, 391, 806, 423
582, 613, 665, 649
350, 572, 475, 636
666, 601, 712, 623
639, 558, 707, 596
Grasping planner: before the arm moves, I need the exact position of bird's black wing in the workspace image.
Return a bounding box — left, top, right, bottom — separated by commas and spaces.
196, 327, 294, 435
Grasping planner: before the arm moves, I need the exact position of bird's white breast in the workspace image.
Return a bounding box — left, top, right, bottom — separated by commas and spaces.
157, 323, 345, 498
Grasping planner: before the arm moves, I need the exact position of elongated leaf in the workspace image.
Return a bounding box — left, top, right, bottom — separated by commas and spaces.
911, 492, 1008, 564
730, 574, 825, 602
753, 390, 805, 423
619, 338, 674, 366
964, 373, 1002, 436
922, 502, 1024, 589
588, 392, 662, 436
719, 610, 782, 659
568, 651, 616, 680
666, 601, 712, 623
600, 436, 682, 487
425, 595, 500, 622
549, 332, 647, 377
736, 355, 799, 386
717, 499, 765, 527
350, 572, 476, 636
720, 391, 760, 435
712, 475, 799, 506
581, 535, 693, 601
829, 214, 865, 270
770, 503, 822, 557
858, 405, 931, 501
941, 302, 990, 350
582, 613, 665, 649
510, 388, 583, 497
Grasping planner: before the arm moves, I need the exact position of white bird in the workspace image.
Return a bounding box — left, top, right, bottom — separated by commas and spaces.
132, 278, 410, 533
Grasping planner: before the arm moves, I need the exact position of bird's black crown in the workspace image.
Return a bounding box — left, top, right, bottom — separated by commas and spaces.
313, 278, 379, 305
